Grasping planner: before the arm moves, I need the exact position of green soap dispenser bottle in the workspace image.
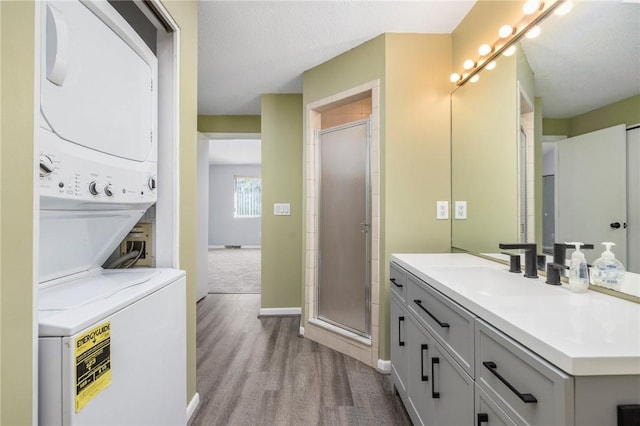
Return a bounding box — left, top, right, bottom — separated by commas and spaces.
591, 242, 625, 289
568, 242, 589, 293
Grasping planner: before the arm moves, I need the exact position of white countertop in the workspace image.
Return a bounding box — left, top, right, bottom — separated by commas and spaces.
391, 253, 640, 376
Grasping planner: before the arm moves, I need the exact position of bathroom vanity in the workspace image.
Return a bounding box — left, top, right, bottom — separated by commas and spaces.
390, 253, 640, 426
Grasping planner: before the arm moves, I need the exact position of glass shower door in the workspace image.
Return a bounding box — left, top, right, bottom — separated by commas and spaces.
317, 119, 371, 337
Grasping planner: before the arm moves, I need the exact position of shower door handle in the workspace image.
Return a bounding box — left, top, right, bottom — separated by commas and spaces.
360, 222, 370, 234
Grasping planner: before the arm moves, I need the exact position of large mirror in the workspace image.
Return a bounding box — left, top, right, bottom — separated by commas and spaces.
451, 1, 640, 298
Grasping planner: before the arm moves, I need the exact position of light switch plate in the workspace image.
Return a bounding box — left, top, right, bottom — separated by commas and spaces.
436, 201, 449, 219
274, 203, 291, 216
455, 201, 467, 219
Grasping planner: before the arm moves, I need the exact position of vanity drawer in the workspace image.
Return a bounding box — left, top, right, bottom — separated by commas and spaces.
407, 273, 476, 377
390, 262, 407, 303
475, 319, 574, 426
476, 384, 517, 426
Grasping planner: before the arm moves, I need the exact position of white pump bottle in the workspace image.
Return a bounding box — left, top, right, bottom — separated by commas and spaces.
591, 242, 625, 289
567, 242, 589, 293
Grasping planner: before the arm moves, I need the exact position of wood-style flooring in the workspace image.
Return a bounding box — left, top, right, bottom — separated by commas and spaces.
190, 294, 412, 426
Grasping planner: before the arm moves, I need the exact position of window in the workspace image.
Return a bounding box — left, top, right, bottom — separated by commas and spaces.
234, 176, 261, 218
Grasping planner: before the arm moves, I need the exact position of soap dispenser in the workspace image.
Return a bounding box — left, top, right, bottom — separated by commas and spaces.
568, 242, 589, 293
591, 242, 625, 289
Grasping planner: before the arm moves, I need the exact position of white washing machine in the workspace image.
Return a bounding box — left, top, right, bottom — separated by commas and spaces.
37, 1, 186, 425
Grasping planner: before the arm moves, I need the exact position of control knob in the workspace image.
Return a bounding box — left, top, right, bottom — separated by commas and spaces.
88, 181, 103, 196
39, 155, 55, 178
104, 184, 114, 197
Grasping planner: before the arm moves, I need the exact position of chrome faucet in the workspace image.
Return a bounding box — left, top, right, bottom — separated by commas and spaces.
498, 243, 538, 278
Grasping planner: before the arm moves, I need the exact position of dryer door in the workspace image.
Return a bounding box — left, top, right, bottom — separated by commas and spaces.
41, 1, 157, 162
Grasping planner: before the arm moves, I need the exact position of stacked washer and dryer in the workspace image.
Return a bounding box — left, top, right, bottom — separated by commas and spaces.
37, 1, 186, 425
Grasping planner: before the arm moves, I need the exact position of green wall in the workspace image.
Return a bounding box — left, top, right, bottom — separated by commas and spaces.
1, 2, 36, 423
383, 34, 453, 359
163, 0, 199, 406
303, 33, 453, 360
198, 115, 261, 133
260, 94, 303, 309
543, 94, 640, 137
451, 54, 519, 252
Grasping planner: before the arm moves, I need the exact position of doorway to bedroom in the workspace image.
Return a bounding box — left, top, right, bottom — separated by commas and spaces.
207, 135, 262, 294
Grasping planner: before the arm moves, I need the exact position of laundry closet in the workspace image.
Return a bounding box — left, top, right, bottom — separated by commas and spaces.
36, 1, 185, 424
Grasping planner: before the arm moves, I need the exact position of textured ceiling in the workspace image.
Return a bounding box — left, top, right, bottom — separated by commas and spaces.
519, 1, 640, 119
198, 1, 476, 115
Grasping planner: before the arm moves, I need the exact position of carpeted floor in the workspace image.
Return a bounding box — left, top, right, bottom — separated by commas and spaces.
208, 248, 261, 294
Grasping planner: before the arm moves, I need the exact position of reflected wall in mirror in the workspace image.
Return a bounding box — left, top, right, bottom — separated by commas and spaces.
451, 1, 640, 298
451, 53, 521, 253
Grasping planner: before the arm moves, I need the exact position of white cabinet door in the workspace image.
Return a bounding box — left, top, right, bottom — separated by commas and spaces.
391, 294, 408, 396
430, 336, 475, 426
406, 316, 436, 426
406, 316, 474, 426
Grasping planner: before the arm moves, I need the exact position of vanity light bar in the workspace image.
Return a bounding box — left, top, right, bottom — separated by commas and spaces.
451, 0, 569, 87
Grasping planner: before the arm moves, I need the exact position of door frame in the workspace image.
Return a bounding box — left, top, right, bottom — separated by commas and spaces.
303, 80, 381, 367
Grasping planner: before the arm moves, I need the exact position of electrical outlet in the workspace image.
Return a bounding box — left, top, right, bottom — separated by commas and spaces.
436, 201, 449, 219
274, 203, 291, 216
455, 201, 467, 220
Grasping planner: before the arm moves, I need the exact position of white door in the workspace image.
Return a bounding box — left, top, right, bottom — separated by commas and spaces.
556, 124, 627, 264
627, 127, 640, 273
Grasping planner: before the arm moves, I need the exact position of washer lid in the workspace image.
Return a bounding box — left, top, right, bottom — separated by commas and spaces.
38, 268, 185, 337
39, 269, 161, 311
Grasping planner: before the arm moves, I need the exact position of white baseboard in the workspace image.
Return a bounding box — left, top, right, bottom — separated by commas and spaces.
298, 326, 305, 336
186, 392, 200, 421
208, 245, 261, 249
377, 359, 391, 374
259, 307, 301, 317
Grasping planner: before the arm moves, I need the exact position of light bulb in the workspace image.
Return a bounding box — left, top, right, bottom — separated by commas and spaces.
526, 26, 541, 39
523, 0, 541, 15
450, 73, 461, 83
555, 0, 572, 15
478, 44, 493, 56
503, 45, 517, 57
499, 25, 515, 38
485, 61, 497, 70
470, 74, 480, 83
463, 59, 476, 70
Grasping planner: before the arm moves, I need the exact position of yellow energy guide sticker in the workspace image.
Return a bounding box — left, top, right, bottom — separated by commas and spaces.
75, 321, 111, 413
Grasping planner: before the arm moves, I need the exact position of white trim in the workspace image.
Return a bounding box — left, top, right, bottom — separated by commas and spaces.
308, 318, 372, 347
259, 307, 301, 316
186, 392, 200, 422
377, 359, 391, 374
206, 132, 261, 140
208, 245, 261, 249
154, 7, 180, 269
33, 2, 44, 420
299, 326, 305, 336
